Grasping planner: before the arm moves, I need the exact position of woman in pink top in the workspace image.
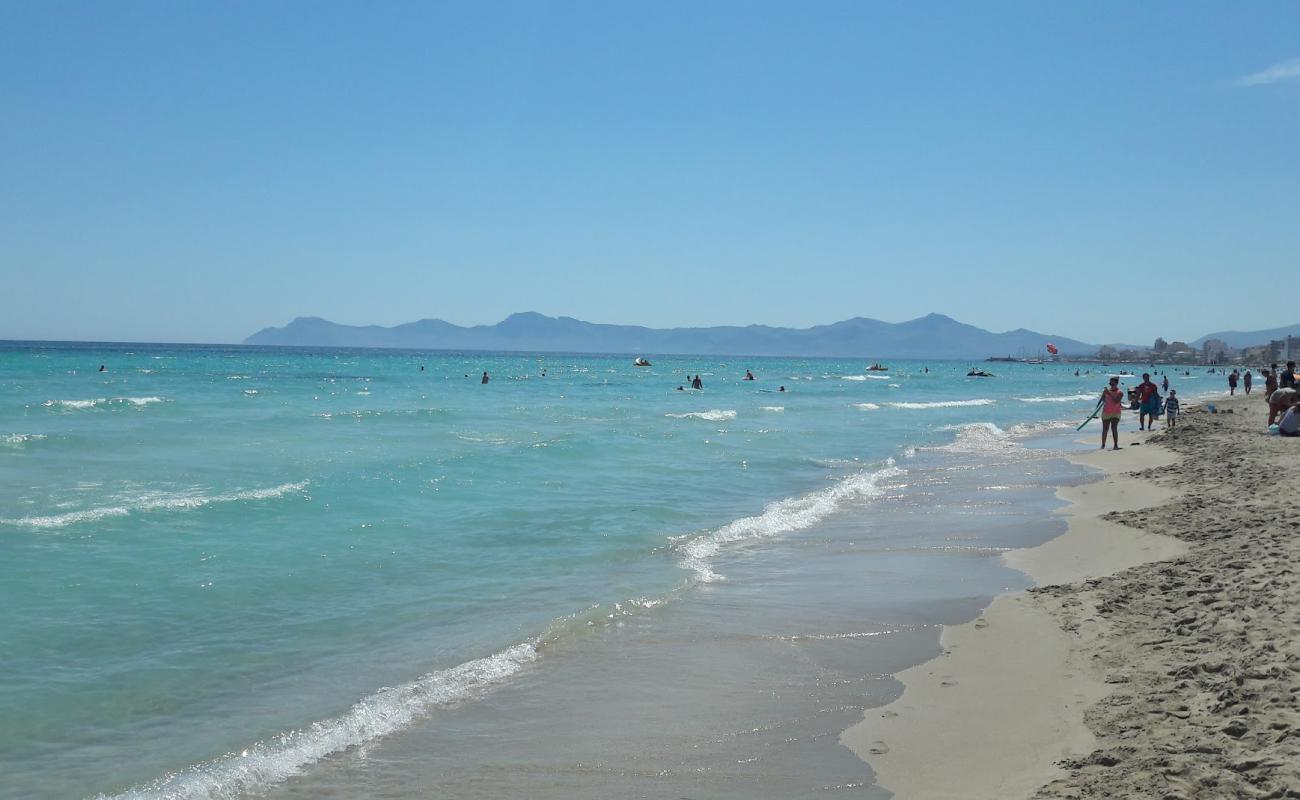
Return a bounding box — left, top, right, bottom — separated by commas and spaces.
1100, 376, 1125, 450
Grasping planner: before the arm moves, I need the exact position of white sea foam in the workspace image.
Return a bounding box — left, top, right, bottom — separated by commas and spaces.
1016, 393, 1095, 403
665, 410, 737, 422
937, 422, 1014, 453
842, 375, 891, 381
1007, 420, 1073, 437
674, 463, 904, 582
760, 406, 785, 412
3, 433, 47, 446
1, 481, 309, 529
852, 403, 881, 410
886, 399, 994, 410
41, 397, 164, 410
96, 642, 539, 800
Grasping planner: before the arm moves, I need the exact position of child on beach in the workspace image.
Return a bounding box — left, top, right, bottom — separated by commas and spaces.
1164, 390, 1179, 429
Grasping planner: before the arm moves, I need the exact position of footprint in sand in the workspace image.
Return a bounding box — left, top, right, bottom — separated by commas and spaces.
869, 740, 890, 755
940, 678, 959, 687
974, 618, 989, 629
881, 710, 899, 718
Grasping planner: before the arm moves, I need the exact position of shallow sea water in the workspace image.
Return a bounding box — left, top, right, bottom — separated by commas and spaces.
0, 344, 1184, 799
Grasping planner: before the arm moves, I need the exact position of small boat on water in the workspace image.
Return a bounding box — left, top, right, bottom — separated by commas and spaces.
967, 369, 995, 377
633, 357, 652, 367
867, 363, 889, 371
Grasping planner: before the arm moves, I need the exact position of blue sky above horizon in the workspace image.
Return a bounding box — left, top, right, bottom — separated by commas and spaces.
2, 1, 1298, 345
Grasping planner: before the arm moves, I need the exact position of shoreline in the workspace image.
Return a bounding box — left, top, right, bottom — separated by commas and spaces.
842, 424, 1192, 798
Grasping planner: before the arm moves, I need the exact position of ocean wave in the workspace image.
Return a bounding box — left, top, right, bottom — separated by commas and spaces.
3, 433, 47, 447
665, 410, 737, 422
1, 481, 309, 529
842, 375, 891, 381
674, 463, 904, 582
315, 408, 444, 421
1006, 420, 1073, 437
760, 406, 785, 412
41, 397, 165, 410
935, 422, 1014, 453
886, 399, 994, 409
1016, 393, 1096, 403
96, 642, 539, 800
852, 402, 881, 410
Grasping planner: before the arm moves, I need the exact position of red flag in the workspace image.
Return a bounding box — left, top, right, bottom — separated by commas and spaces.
1046, 343, 1059, 355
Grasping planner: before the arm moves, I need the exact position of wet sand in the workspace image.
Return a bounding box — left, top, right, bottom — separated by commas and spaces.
841, 397, 1300, 798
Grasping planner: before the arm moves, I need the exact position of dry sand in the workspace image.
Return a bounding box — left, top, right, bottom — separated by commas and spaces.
845, 394, 1300, 799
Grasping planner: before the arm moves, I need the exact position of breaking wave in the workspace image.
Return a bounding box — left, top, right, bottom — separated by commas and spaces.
95, 642, 539, 800
1016, 393, 1095, 403
886, 399, 994, 410
1, 481, 310, 529
41, 397, 165, 410
673, 463, 904, 583
665, 410, 737, 422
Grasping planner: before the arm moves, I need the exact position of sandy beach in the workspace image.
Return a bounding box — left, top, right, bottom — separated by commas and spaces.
844, 393, 1300, 799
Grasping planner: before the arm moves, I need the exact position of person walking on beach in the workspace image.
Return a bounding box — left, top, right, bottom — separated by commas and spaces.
1164, 390, 1180, 429
1244, 370, 1253, 394
1136, 373, 1160, 431
1100, 377, 1124, 450
1228, 370, 1239, 395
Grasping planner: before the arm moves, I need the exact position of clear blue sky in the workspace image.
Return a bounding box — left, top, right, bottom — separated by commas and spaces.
2, 1, 1297, 345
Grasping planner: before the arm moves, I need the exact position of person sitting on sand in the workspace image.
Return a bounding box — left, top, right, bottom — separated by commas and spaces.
1279, 398, 1300, 437
1164, 390, 1180, 429
1100, 377, 1124, 450
1136, 373, 1160, 431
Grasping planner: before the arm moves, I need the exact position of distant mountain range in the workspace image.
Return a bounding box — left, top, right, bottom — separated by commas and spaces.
1191, 324, 1300, 349
244, 312, 1300, 359
244, 312, 1099, 359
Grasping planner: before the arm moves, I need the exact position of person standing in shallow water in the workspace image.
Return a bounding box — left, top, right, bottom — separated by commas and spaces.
1100, 377, 1124, 450
1244, 370, 1253, 394
481, 371, 489, 384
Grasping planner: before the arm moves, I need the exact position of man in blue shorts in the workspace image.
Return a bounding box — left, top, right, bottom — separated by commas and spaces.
1136, 373, 1160, 431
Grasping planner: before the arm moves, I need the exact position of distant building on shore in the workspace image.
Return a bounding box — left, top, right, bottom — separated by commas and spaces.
1202, 338, 1228, 364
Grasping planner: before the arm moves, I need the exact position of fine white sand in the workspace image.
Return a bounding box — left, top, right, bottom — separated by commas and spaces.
842, 428, 1189, 799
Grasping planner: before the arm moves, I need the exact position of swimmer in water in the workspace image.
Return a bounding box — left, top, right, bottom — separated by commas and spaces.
481, 372, 490, 384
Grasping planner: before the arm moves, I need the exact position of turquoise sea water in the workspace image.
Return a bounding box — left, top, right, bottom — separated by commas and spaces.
0, 344, 1211, 799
